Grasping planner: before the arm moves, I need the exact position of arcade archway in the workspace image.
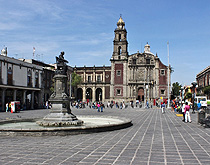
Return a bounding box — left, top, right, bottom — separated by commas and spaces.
96, 88, 102, 102
76, 88, 83, 101
86, 88, 92, 101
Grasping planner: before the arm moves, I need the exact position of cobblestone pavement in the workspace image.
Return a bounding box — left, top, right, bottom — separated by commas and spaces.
0, 106, 210, 165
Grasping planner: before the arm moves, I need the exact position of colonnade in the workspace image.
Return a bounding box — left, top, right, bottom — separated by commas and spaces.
78, 86, 104, 102
0, 87, 42, 111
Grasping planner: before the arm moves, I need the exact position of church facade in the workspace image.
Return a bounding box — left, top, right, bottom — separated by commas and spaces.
74, 17, 170, 103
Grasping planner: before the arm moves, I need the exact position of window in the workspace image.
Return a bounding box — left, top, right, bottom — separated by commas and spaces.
161, 89, 165, 95
119, 34, 121, 41
88, 76, 91, 82
27, 69, 32, 87
35, 71, 39, 87
160, 69, 165, 76
7, 66, 13, 85
97, 75, 101, 82
117, 89, 121, 95
146, 59, 150, 64
133, 59, 136, 64
117, 70, 121, 76
118, 46, 121, 55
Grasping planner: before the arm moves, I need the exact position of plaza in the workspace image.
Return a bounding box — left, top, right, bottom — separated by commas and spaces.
0, 107, 210, 165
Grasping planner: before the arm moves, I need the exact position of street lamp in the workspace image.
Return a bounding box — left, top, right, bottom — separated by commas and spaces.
86, 92, 89, 99
191, 81, 197, 114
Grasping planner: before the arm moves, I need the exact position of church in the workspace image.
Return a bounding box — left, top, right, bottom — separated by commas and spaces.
74, 16, 170, 103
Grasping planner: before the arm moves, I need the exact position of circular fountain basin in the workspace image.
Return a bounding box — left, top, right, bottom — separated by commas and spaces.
0, 115, 132, 136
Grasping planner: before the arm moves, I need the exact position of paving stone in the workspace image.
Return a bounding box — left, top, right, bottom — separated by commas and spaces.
0, 107, 210, 165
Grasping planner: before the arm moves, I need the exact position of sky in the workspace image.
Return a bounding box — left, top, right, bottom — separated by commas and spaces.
0, 0, 210, 86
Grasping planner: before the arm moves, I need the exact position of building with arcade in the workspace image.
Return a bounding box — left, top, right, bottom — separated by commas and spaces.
74, 16, 171, 103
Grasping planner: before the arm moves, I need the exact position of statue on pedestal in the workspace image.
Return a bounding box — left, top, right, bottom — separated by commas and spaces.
37, 52, 83, 127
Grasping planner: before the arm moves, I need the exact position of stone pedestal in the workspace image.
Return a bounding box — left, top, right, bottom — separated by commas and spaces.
37, 52, 83, 127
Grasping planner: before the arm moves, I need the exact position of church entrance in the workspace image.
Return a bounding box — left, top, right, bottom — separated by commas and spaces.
137, 87, 144, 101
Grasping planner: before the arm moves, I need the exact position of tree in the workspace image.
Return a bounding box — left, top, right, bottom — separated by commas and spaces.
185, 92, 192, 100
172, 82, 182, 97
71, 72, 82, 88
49, 77, 55, 93
170, 65, 174, 73
203, 86, 210, 95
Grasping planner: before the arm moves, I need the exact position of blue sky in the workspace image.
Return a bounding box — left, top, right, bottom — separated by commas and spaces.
1, 0, 210, 85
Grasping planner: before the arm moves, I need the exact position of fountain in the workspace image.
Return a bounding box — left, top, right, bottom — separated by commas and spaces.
36, 52, 83, 126
0, 52, 132, 136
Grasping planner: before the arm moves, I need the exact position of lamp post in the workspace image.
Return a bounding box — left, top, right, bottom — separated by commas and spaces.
86, 91, 89, 99
191, 81, 197, 114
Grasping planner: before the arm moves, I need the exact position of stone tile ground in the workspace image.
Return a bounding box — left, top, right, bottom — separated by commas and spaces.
0, 106, 210, 165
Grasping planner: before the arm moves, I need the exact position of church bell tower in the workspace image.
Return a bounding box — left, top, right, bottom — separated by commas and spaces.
110, 16, 129, 101
111, 16, 128, 61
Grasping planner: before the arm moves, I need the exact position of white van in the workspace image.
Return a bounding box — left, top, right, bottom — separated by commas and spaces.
195, 96, 207, 108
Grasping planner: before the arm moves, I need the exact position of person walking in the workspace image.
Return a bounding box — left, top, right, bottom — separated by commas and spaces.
181, 101, 185, 122
6, 103, 9, 112
185, 102, 191, 123
146, 100, 149, 109
97, 102, 100, 112
100, 103, 104, 112
197, 101, 201, 111
45, 101, 49, 109
120, 102, 123, 109
161, 102, 166, 114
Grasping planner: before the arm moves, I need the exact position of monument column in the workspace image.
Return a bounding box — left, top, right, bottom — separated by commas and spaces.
37, 51, 83, 127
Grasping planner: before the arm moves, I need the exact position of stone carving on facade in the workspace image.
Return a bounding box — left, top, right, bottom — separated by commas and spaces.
138, 70, 144, 80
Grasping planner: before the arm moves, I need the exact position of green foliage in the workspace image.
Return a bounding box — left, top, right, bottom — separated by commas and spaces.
50, 79, 55, 94
71, 72, 82, 87
185, 92, 192, 99
50, 86, 54, 93
203, 86, 210, 95
172, 82, 182, 97
196, 93, 203, 96
170, 66, 174, 73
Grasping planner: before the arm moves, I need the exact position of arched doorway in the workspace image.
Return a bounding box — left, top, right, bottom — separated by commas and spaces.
137, 87, 144, 101
96, 88, 102, 102
86, 88, 92, 101
76, 88, 83, 101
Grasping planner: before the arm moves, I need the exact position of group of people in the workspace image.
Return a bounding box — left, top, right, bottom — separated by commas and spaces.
161, 100, 200, 123
5, 102, 11, 112
72, 100, 156, 110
